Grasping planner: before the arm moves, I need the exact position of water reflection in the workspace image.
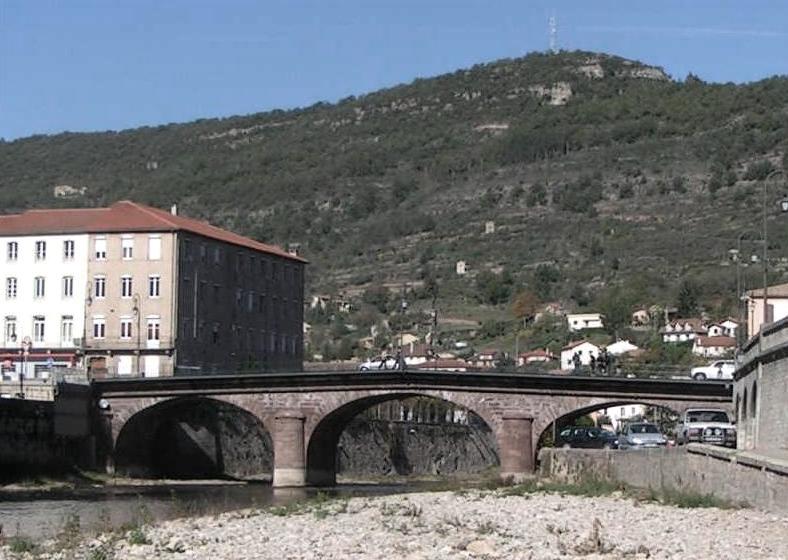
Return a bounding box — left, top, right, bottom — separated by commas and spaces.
0, 482, 436, 542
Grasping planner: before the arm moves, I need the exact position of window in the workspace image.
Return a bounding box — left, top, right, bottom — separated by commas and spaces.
92, 316, 106, 339
122, 236, 134, 260
5, 277, 17, 299
183, 240, 192, 261
200, 244, 206, 262
63, 240, 75, 260
235, 288, 242, 307
62, 276, 74, 298
247, 291, 254, 312
120, 317, 133, 339
94, 276, 106, 298
4, 316, 16, 343
61, 316, 73, 343
7, 242, 18, 261
148, 275, 160, 298
213, 246, 221, 265
34, 276, 45, 298
121, 275, 133, 298
146, 317, 161, 341
33, 316, 45, 342
94, 237, 107, 260
35, 241, 46, 260
213, 284, 220, 304
148, 235, 162, 260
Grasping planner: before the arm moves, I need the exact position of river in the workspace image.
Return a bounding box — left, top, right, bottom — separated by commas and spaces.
0, 481, 443, 542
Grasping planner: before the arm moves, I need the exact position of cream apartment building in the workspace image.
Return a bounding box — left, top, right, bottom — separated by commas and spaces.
1, 201, 306, 378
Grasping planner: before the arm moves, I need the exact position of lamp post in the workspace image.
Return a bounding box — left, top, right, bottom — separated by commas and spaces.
760, 168, 788, 337
132, 293, 142, 376
734, 232, 764, 350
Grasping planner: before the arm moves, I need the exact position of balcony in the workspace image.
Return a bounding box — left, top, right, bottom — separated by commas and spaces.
81, 337, 175, 351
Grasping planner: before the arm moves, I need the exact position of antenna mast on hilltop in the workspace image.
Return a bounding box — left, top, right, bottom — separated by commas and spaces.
548, 14, 558, 54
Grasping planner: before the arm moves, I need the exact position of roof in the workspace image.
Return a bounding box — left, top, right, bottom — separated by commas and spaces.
519, 349, 555, 358
0, 201, 306, 263
695, 336, 736, 348
561, 340, 599, 352
747, 282, 788, 298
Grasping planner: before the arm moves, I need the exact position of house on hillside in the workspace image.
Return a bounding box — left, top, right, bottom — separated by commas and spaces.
517, 349, 556, 366
660, 318, 707, 343
402, 343, 435, 365
566, 313, 604, 331
400, 333, 420, 347
746, 282, 788, 337
631, 309, 650, 326
719, 318, 739, 338
470, 348, 503, 369
692, 336, 736, 358
606, 339, 640, 356
560, 340, 600, 370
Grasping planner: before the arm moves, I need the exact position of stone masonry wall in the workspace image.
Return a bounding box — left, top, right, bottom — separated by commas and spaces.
539, 446, 788, 514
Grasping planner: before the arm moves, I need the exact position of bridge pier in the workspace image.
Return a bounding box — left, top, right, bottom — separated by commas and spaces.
499, 413, 534, 483
272, 414, 306, 487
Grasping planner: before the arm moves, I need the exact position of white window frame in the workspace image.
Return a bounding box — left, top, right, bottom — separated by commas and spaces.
120, 316, 133, 340
7, 242, 18, 261
122, 236, 134, 260
34, 276, 46, 298
62, 276, 74, 298
146, 316, 161, 341
94, 276, 106, 299
63, 240, 75, 260
148, 275, 161, 298
92, 316, 106, 339
35, 240, 46, 261
121, 275, 133, 299
33, 316, 46, 343
61, 315, 74, 343
5, 277, 17, 299
4, 316, 17, 343
148, 235, 162, 260
95, 237, 107, 260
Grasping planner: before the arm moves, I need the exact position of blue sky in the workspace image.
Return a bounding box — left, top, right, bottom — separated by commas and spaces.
1, 0, 787, 140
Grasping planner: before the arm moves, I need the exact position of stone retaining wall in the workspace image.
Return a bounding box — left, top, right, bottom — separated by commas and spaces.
539, 444, 788, 513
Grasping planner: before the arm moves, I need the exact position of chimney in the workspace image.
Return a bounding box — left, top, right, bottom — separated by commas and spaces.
170, 204, 177, 216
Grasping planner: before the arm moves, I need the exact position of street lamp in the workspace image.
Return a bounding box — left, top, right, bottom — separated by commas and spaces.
760, 168, 788, 337
132, 293, 142, 376
734, 232, 763, 349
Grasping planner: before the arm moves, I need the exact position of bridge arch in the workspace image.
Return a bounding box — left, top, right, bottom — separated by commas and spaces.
535, 399, 683, 451
114, 396, 273, 479
305, 392, 498, 486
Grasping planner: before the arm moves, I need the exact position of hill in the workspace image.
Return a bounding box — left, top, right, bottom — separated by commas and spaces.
2, 50, 788, 355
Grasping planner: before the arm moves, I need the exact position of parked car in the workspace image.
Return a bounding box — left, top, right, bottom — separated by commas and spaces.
690, 360, 735, 380
557, 426, 619, 449
358, 355, 399, 371
677, 408, 736, 447
618, 422, 668, 450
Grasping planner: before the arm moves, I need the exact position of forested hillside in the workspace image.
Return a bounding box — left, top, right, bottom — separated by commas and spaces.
2, 50, 788, 338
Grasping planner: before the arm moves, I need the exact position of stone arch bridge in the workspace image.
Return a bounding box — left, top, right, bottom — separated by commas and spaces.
91, 371, 733, 486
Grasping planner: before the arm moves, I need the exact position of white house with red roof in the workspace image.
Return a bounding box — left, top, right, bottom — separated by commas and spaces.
560, 340, 601, 370
517, 348, 556, 366
659, 318, 707, 343
692, 335, 736, 358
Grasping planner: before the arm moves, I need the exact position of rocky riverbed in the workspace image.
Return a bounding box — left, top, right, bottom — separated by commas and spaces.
4, 488, 787, 559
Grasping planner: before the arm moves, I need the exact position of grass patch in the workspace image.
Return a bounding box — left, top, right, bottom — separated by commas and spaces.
8, 536, 36, 554
498, 476, 739, 509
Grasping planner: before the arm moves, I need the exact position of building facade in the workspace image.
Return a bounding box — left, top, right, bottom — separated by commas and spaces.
1, 232, 89, 378
0, 201, 305, 379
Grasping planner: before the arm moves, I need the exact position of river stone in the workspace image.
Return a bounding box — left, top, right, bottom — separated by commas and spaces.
465, 539, 498, 557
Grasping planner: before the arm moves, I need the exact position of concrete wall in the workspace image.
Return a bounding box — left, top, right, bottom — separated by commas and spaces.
736, 315, 788, 452
539, 445, 788, 514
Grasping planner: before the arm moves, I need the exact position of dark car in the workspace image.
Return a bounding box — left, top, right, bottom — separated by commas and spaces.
557, 426, 619, 449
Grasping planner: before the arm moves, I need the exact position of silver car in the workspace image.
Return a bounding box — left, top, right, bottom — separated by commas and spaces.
618, 422, 668, 450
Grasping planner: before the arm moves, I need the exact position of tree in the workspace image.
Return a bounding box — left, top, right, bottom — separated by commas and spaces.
534, 264, 560, 300
597, 287, 634, 336
676, 279, 701, 317
475, 270, 513, 305
512, 290, 540, 325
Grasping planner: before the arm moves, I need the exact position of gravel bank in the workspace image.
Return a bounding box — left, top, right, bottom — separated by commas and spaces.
5, 490, 788, 559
